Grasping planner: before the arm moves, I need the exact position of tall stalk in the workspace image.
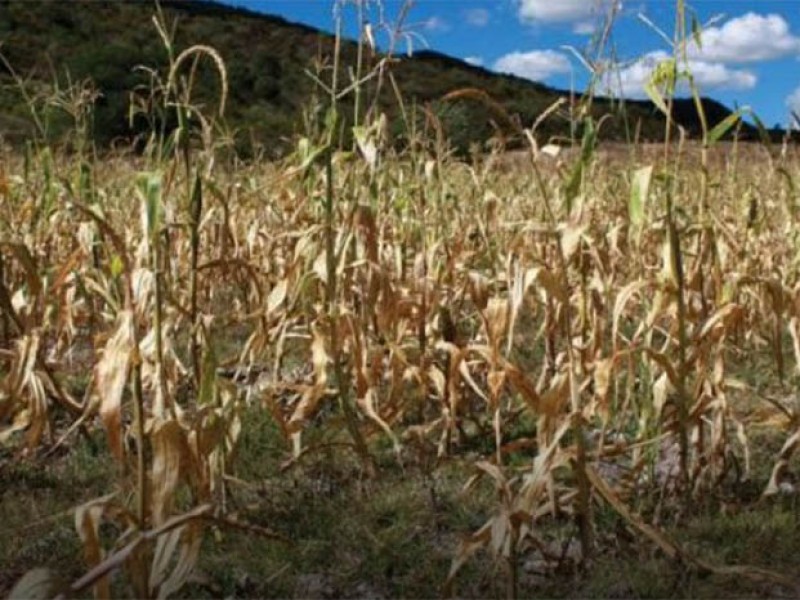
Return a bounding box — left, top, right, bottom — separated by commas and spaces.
528, 142, 594, 559
317, 2, 375, 473
0, 251, 9, 345
189, 174, 202, 389
131, 356, 147, 529
324, 146, 373, 473
667, 0, 691, 492
140, 172, 169, 419
152, 231, 168, 418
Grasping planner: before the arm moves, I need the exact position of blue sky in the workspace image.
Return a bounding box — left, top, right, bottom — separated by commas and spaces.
225, 1, 800, 127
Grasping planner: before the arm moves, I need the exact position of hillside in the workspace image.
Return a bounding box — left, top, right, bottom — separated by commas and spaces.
0, 0, 770, 154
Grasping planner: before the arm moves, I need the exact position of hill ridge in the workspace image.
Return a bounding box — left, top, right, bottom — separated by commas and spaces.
0, 0, 778, 153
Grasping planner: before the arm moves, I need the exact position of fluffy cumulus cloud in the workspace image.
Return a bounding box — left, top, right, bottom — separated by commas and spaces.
518, 0, 599, 23
493, 50, 572, 81
464, 56, 485, 67
604, 51, 757, 97
688, 13, 800, 63
686, 60, 757, 90
465, 8, 490, 27
518, 0, 583, 22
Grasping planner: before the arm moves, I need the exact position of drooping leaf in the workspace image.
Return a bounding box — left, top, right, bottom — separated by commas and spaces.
630, 165, 653, 229
353, 125, 378, 170
644, 58, 676, 117
266, 279, 289, 317
75, 495, 116, 600
95, 310, 135, 463
150, 418, 185, 526
707, 109, 743, 146
153, 521, 203, 599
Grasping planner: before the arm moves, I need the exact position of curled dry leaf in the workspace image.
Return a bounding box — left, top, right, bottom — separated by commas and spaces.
505, 363, 542, 414
150, 521, 203, 599
150, 418, 185, 526
287, 326, 330, 437
487, 370, 506, 407
467, 271, 490, 311
266, 278, 288, 317
75, 494, 117, 600
358, 387, 401, 453
696, 303, 743, 343
95, 310, 135, 463
539, 372, 570, 419
612, 280, 651, 347
764, 427, 800, 497
559, 222, 587, 263
517, 419, 572, 516
483, 297, 509, 354
527, 267, 568, 303
593, 357, 614, 422
1, 333, 50, 448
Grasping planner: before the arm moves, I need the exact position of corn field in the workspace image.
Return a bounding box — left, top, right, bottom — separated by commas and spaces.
3, 2, 800, 598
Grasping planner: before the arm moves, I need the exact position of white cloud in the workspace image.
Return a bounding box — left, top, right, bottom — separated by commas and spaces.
679, 60, 757, 91
423, 16, 450, 33
688, 13, 800, 63
494, 50, 572, 81
517, 0, 615, 24
465, 8, 490, 27
603, 51, 757, 98
465, 56, 485, 67
573, 21, 597, 35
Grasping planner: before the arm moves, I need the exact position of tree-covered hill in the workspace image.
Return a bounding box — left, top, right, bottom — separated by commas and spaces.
0, 0, 774, 154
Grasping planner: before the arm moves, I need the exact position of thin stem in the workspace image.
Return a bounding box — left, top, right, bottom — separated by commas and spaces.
152, 231, 168, 418
189, 174, 202, 390
131, 357, 147, 530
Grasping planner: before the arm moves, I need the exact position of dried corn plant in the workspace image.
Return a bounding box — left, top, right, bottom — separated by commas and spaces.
3, 0, 800, 598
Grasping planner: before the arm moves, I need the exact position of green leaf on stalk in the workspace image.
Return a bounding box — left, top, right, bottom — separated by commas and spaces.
707, 110, 742, 146
563, 119, 597, 212
644, 59, 676, 117
137, 171, 163, 241
630, 165, 653, 228
295, 137, 328, 172
110, 254, 124, 279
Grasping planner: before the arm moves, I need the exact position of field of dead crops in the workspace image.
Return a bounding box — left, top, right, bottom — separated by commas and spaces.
3, 123, 800, 597
3, 12, 800, 598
